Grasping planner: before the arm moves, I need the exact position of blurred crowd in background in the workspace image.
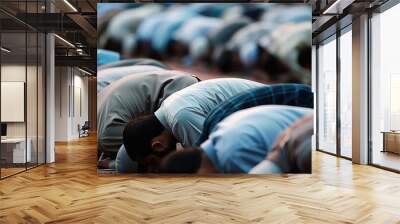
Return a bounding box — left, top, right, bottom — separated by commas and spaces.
97, 3, 312, 84
96, 3, 314, 174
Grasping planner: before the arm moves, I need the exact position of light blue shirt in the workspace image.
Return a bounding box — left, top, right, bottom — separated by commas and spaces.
152, 9, 197, 53
106, 5, 163, 42
261, 5, 311, 24
97, 49, 120, 67
201, 105, 312, 173
97, 3, 129, 18
173, 17, 221, 45
136, 13, 166, 42
227, 22, 276, 52
155, 78, 264, 147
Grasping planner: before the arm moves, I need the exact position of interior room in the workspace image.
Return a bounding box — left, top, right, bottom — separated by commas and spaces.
0, 0, 97, 179
370, 3, 400, 170
313, 0, 400, 172
0, 7, 46, 178
0, 0, 399, 223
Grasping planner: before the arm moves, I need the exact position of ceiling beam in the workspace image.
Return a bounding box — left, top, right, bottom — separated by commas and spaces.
55, 55, 96, 72
322, 0, 356, 15
67, 13, 97, 41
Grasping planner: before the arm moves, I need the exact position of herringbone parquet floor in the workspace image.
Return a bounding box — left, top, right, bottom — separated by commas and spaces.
1, 135, 400, 224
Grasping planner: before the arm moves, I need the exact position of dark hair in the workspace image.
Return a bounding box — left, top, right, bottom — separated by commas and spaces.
260, 49, 290, 79
123, 114, 164, 161
216, 48, 233, 73
167, 39, 178, 55
160, 147, 202, 173
104, 37, 122, 53
297, 44, 311, 70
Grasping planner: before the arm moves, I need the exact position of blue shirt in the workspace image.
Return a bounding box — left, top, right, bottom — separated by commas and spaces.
136, 13, 166, 42
262, 6, 311, 24
186, 3, 234, 17
98, 3, 130, 18
201, 105, 312, 173
196, 84, 314, 145
227, 22, 276, 52
151, 9, 197, 53
97, 49, 120, 67
155, 78, 264, 147
106, 5, 163, 42
173, 17, 221, 45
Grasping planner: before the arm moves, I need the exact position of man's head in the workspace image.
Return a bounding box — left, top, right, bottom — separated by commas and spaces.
160, 147, 218, 174
214, 47, 233, 73
297, 44, 311, 71
258, 48, 291, 79
263, 114, 313, 174
160, 147, 202, 173
123, 114, 177, 172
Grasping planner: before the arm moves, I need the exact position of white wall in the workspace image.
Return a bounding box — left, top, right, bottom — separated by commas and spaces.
1, 63, 46, 164
55, 66, 69, 141
1, 65, 37, 138
1, 65, 26, 138
54, 67, 89, 141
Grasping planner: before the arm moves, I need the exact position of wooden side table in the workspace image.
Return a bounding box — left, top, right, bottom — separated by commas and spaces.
381, 131, 400, 154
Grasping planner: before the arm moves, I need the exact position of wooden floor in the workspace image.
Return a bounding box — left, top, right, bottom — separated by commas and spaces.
372, 151, 400, 171
0, 135, 400, 223
1, 167, 26, 178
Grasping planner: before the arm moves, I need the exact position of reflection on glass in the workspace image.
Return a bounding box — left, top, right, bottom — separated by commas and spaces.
27, 31, 38, 169
38, 33, 46, 165
340, 29, 352, 158
1, 32, 27, 177
318, 37, 337, 154
371, 3, 400, 171
0, 1, 47, 179
390, 75, 400, 130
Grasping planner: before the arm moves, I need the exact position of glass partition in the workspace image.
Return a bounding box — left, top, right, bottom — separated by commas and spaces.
38, 32, 46, 165
317, 36, 337, 154
370, 3, 400, 171
1, 31, 28, 177
27, 31, 38, 169
339, 28, 352, 158
0, 1, 46, 179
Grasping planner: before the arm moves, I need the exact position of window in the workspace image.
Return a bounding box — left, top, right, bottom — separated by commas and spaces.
317, 36, 337, 154
370, 3, 400, 171
339, 28, 352, 158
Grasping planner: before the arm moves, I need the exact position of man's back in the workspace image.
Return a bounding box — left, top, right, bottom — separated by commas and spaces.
155, 78, 264, 146
97, 65, 165, 93
201, 105, 312, 173
98, 70, 199, 153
